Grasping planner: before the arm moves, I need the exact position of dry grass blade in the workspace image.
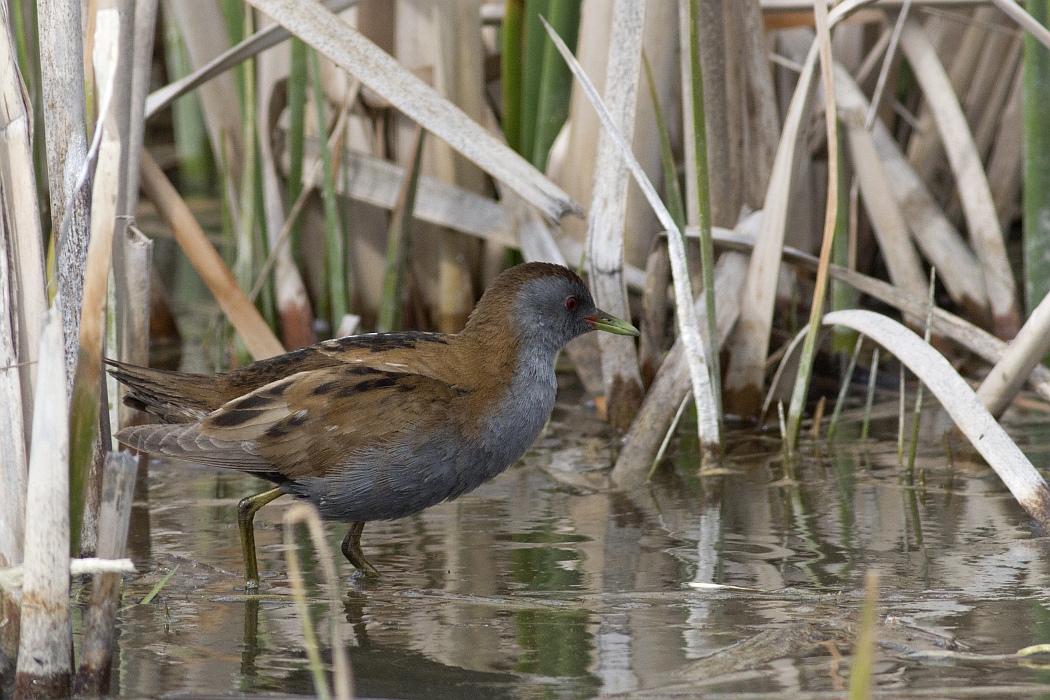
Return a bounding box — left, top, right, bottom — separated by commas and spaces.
247, 0, 576, 222
541, 15, 720, 456
139, 150, 285, 360
823, 309, 1050, 530
900, 19, 1020, 338
283, 504, 353, 700
990, 0, 1050, 51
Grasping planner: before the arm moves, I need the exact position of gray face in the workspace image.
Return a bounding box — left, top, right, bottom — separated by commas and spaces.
512, 275, 598, 354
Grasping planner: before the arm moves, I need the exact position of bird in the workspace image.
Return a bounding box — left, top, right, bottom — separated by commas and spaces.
110, 262, 639, 588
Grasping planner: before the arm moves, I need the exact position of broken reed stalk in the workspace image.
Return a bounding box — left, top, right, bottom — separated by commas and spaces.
15, 305, 71, 698
74, 451, 138, 696
283, 504, 352, 700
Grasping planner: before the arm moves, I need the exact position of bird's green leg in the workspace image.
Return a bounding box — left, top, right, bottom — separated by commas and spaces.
237, 487, 285, 589
340, 521, 381, 578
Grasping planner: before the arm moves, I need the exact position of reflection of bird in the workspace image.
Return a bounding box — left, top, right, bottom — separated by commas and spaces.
111, 263, 639, 588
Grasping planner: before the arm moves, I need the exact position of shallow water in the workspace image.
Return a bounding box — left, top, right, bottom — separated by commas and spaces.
68, 391, 1050, 699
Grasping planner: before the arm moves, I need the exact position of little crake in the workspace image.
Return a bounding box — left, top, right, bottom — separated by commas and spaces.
111, 263, 638, 588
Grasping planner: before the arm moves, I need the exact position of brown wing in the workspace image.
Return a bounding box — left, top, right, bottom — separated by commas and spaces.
198, 364, 468, 479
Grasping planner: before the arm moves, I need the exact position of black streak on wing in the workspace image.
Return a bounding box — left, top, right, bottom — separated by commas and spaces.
327, 331, 450, 353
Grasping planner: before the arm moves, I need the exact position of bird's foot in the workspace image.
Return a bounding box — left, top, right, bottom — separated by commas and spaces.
341, 522, 382, 579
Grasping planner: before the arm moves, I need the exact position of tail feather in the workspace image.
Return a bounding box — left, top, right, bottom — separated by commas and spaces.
107, 360, 231, 423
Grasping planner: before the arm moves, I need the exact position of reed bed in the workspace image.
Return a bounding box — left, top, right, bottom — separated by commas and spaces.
1, 0, 1050, 695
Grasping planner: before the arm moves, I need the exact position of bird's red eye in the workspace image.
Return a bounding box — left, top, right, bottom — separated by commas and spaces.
565, 296, 578, 312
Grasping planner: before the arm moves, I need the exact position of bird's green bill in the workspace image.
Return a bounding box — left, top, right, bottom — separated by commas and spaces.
588, 310, 640, 336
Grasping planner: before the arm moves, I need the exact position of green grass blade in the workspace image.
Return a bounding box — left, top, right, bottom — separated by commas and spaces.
785, 0, 839, 451
643, 52, 685, 231
531, 0, 579, 170
501, 0, 524, 153
519, 0, 551, 161
377, 128, 426, 333
287, 37, 308, 263
1024, 0, 1050, 314
309, 49, 349, 330
686, 0, 722, 427
139, 564, 179, 605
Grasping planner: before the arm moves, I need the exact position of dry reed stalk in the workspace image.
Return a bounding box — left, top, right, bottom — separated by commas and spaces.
722, 40, 817, 417
544, 15, 721, 456
38, 0, 91, 387
435, 0, 485, 333
113, 0, 157, 425
139, 150, 285, 360
74, 451, 137, 695
146, 0, 359, 118
69, 3, 129, 555
739, 0, 780, 207
986, 67, 1023, 231
639, 236, 671, 388
586, 0, 645, 431
900, 19, 1021, 338
0, 0, 47, 443
697, 0, 734, 227
838, 70, 928, 319
907, 6, 997, 184
295, 138, 517, 247
976, 289, 1050, 417
553, 0, 670, 266
966, 26, 1019, 159
14, 305, 71, 698
0, 179, 27, 665
611, 250, 748, 487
